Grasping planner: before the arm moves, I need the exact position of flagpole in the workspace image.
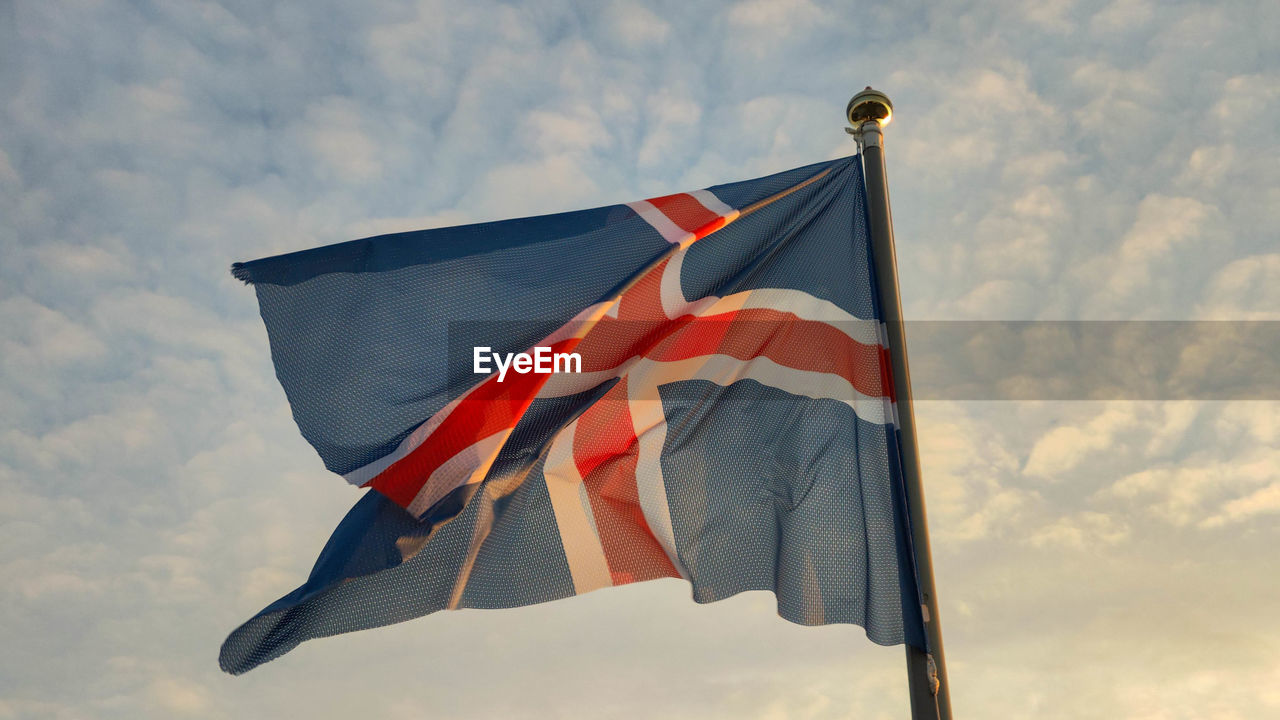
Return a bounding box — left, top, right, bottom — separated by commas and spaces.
847, 87, 953, 720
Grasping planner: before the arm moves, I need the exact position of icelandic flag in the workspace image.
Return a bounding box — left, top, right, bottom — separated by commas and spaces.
221, 155, 928, 674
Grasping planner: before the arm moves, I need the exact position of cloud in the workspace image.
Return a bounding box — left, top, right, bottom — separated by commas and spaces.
1176, 143, 1235, 189
1024, 405, 1139, 477
1196, 254, 1280, 320
342, 209, 474, 239
147, 677, 211, 715
727, 0, 827, 31
1020, 0, 1078, 32
0, 296, 107, 367
1203, 481, 1280, 527
1105, 195, 1214, 297
603, 2, 670, 49
1213, 401, 1280, 445
14, 569, 105, 602
0, 146, 18, 187
523, 104, 613, 155
1090, 0, 1154, 33
915, 403, 1030, 543
636, 88, 703, 169
29, 241, 133, 279
1102, 447, 1279, 526
462, 153, 602, 218
1212, 73, 1280, 128
1028, 510, 1131, 549
303, 96, 386, 182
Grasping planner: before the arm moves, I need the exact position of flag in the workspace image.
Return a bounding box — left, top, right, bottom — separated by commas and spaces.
221, 155, 928, 674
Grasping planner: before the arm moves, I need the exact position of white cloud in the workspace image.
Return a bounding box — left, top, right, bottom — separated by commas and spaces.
90, 290, 264, 377
947, 487, 1033, 543
605, 2, 670, 48
131, 554, 212, 602
1068, 59, 1160, 133
3, 405, 170, 473
462, 153, 601, 217
304, 96, 385, 181
1090, 0, 1154, 33
1142, 402, 1199, 457
1113, 663, 1280, 718
1176, 143, 1235, 189
1203, 481, 1280, 527
726, 0, 826, 30
1103, 448, 1279, 526
147, 677, 211, 715
637, 89, 702, 169
343, 209, 473, 239
1212, 73, 1280, 128
14, 571, 104, 601
953, 279, 1037, 317
1104, 194, 1214, 299
1002, 150, 1072, 183
1021, 0, 1078, 32
1213, 402, 1280, 445
0, 297, 107, 368
1195, 253, 1280, 319
1029, 510, 1131, 549
524, 104, 613, 155
915, 403, 1030, 543
1024, 405, 1139, 478
0, 146, 18, 187
30, 241, 133, 279
1116, 195, 1212, 263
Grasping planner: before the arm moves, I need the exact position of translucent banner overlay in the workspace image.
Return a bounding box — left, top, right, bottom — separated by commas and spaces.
905, 321, 1280, 400
448, 321, 1280, 400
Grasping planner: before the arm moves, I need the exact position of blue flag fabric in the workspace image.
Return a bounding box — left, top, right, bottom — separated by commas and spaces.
221, 155, 928, 674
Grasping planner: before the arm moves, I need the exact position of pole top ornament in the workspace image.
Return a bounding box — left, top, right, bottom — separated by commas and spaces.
846, 86, 893, 129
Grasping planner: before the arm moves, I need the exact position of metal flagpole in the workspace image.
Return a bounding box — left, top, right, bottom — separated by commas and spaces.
847, 87, 953, 720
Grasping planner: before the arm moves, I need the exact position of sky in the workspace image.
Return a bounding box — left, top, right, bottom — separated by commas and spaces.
1, 0, 1278, 718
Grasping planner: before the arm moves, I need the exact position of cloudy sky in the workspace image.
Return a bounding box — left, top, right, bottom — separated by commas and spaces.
2, 0, 1278, 718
